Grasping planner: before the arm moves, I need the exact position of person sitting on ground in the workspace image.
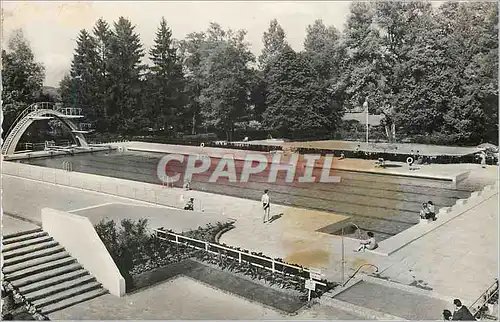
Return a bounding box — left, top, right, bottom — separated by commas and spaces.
183, 180, 191, 191
354, 231, 377, 252
452, 299, 475, 321
420, 202, 430, 220
427, 201, 437, 221
339, 152, 345, 160
443, 309, 453, 320
184, 198, 194, 211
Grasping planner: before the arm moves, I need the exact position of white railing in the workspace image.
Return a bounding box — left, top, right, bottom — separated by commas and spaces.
154, 229, 326, 286
472, 279, 499, 319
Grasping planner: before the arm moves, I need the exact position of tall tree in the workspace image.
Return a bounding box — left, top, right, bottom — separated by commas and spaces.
1, 29, 45, 134
178, 31, 206, 134
303, 19, 342, 81
263, 47, 339, 137
259, 19, 288, 69
198, 23, 255, 140
146, 17, 185, 134
93, 18, 113, 129
106, 17, 145, 133
59, 29, 100, 122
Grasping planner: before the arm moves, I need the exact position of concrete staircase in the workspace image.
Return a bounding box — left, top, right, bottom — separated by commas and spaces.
2, 228, 108, 315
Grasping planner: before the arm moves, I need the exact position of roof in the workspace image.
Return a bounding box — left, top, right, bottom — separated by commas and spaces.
343, 113, 385, 126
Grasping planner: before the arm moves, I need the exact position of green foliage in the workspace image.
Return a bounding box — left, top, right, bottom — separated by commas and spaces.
145, 17, 185, 134
263, 47, 341, 136
1, 29, 45, 133
94, 218, 151, 288
181, 222, 234, 242
5, 4, 497, 146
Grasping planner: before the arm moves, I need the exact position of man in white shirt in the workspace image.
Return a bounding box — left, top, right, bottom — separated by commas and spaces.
261, 189, 270, 223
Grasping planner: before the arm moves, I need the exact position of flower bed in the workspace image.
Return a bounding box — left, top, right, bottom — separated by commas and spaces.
95, 218, 336, 299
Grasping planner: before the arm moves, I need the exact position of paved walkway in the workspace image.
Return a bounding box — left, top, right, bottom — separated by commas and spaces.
49, 276, 365, 320
2, 175, 150, 224
2, 215, 39, 236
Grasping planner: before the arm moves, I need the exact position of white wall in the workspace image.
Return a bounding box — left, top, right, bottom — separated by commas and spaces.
41, 208, 126, 297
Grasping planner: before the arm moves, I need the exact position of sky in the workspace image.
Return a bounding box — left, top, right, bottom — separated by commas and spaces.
1, 1, 355, 87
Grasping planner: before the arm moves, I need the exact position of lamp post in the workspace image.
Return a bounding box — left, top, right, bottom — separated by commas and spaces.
341, 222, 360, 285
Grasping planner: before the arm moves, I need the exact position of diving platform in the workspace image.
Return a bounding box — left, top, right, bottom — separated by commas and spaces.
72, 130, 91, 134
29, 116, 54, 120
60, 115, 84, 119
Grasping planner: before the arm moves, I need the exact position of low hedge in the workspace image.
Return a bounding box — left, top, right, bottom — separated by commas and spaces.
95, 218, 336, 298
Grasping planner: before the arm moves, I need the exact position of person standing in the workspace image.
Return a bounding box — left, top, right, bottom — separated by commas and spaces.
261, 189, 270, 223
452, 299, 475, 320
479, 151, 487, 168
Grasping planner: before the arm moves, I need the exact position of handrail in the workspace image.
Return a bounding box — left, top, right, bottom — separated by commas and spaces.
471, 279, 498, 317
154, 229, 327, 285
4, 102, 55, 138
342, 263, 379, 287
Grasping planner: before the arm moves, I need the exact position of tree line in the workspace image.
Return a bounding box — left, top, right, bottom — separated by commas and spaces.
1, 1, 498, 145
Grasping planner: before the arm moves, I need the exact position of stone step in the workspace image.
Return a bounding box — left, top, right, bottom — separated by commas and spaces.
26, 275, 97, 302
3, 228, 43, 240
34, 281, 103, 309
2, 235, 54, 252
12, 263, 82, 288
6, 257, 76, 281
40, 288, 108, 315
3, 245, 65, 267
20, 269, 90, 295
2, 241, 60, 260
3, 251, 71, 275
2, 231, 49, 246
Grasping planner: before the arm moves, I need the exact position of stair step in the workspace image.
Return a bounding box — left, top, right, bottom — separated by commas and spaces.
3, 251, 71, 275
6, 257, 76, 281
2, 231, 49, 245
41, 288, 108, 315
34, 281, 103, 309
26, 275, 97, 302
3, 241, 60, 259
11, 263, 82, 288
20, 269, 90, 295
3, 228, 43, 240
3, 245, 65, 267
2, 235, 54, 252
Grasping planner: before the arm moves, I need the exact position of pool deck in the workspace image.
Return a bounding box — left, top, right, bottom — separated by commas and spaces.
119, 141, 471, 183
3, 159, 498, 306
3, 145, 114, 161
236, 139, 483, 157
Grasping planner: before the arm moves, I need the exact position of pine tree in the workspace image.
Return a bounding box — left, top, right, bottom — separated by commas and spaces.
93, 18, 113, 129
60, 29, 101, 122
147, 17, 185, 134
106, 17, 145, 133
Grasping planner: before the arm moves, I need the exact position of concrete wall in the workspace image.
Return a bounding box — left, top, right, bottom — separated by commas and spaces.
41, 207, 126, 297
